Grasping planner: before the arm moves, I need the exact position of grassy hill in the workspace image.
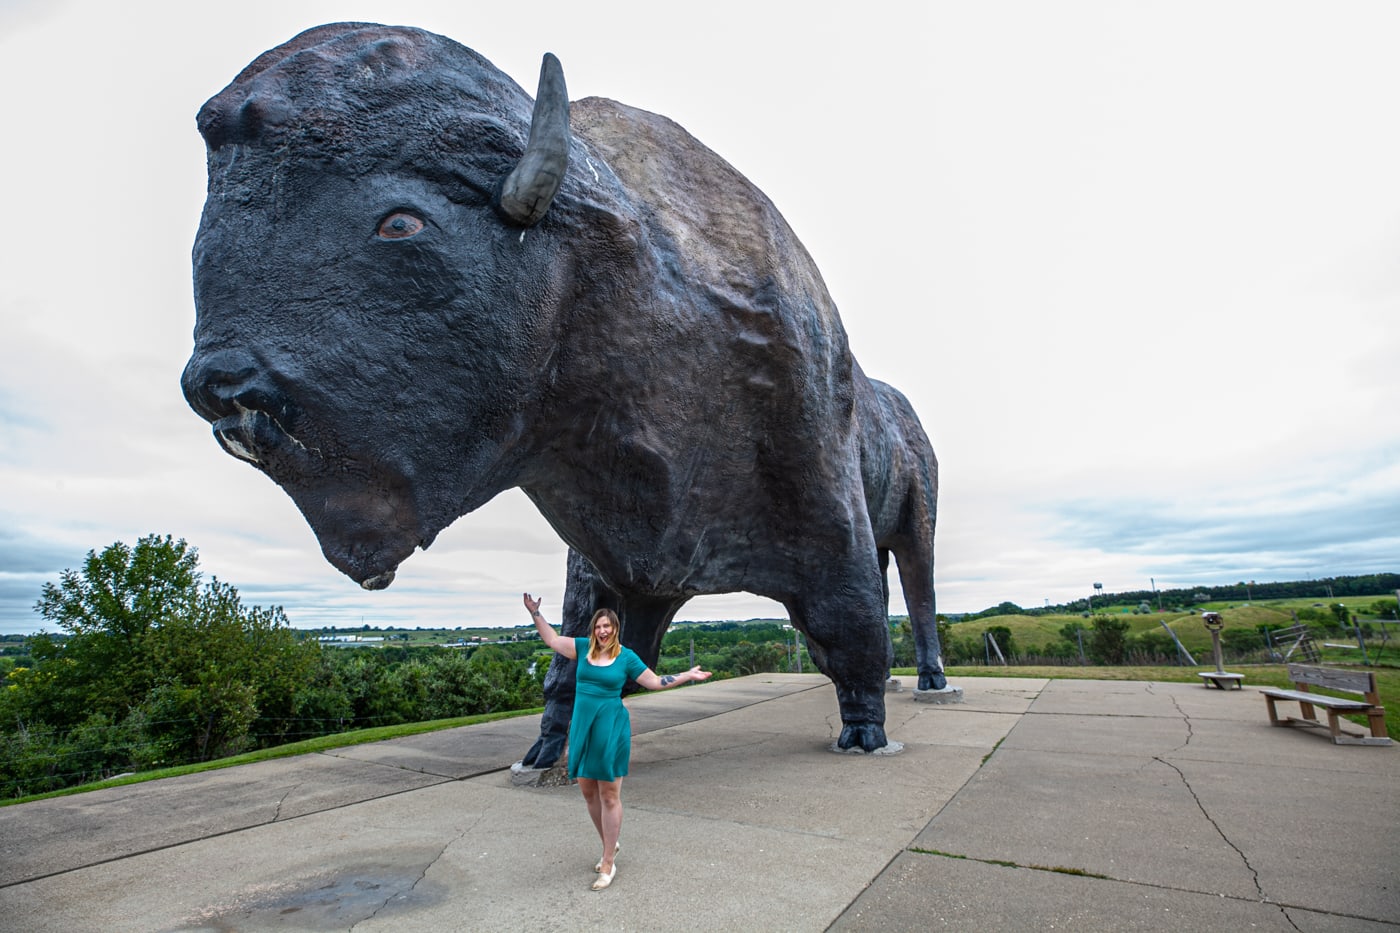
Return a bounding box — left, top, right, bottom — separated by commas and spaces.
944, 596, 1396, 664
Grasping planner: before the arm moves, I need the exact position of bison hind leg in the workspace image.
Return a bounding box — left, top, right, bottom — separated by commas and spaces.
919, 669, 948, 691
891, 546, 947, 692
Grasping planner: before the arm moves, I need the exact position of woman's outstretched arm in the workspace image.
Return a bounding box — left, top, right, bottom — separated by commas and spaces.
523, 593, 577, 659
634, 665, 711, 691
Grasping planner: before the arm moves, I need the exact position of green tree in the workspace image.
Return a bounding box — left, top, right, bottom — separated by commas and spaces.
942, 633, 981, 665
1131, 630, 1173, 659
1086, 615, 1130, 665
1220, 628, 1263, 655
289, 651, 356, 736
891, 617, 916, 667
142, 579, 315, 760
1059, 622, 1086, 641
26, 534, 201, 726
725, 641, 785, 676
937, 617, 954, 657
7, 535, 317, 778
985, 626, 1016, 659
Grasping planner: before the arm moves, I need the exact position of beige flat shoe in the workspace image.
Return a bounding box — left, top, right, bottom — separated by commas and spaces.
591, 863, 617, 891
594, 841, 620, 873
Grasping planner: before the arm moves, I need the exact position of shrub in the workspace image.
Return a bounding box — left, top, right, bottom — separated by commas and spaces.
1087, 615, 1130, 665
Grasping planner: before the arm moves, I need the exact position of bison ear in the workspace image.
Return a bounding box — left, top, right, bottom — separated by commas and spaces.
499, 53, 571, 226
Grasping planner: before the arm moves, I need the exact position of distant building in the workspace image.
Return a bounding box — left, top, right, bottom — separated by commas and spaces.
317, 634, 384, 646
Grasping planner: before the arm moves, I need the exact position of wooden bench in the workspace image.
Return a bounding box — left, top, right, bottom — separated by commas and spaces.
1198, 671, 1244, 690
1259, 665, 1391, 746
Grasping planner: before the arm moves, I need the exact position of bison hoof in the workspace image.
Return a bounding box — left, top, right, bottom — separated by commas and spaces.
919, 671, 948, 691
837, 722, 888, 752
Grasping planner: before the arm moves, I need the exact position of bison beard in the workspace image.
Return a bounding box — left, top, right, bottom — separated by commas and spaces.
182, 22, 946, 759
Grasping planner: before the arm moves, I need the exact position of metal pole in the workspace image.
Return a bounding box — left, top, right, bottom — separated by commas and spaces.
1160, 619, 1197, 666
1353, 614, 1371, 665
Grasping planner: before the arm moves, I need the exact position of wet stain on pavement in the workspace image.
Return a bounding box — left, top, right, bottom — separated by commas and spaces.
172, 856, 448, 931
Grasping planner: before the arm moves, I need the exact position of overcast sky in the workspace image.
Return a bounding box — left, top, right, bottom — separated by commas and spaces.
2, 0, 1397, 634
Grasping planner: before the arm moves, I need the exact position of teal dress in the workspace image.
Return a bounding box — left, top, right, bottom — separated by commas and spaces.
568, 638, 648, 781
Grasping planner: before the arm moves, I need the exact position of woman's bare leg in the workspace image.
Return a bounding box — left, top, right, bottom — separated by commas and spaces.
577, 777, 604, 843
597, 778, 623, 873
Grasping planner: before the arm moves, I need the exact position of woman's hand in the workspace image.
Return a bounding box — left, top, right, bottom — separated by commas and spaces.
641, 665, 713, 691
524, 593, 575, 659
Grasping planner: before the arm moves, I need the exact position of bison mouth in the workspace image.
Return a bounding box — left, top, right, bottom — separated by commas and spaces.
213, 406, 314, 470
210, 407, 420, 590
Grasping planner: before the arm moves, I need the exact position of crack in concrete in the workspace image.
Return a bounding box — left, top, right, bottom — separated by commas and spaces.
1170, 694, 1193, 742
1152, 756, 1300, 932
350, 808, 482, 929
888, 707, 921, 731
1165, 692, 1194, 753
315, 748, 461, 780
270, 783, 299, 822
907, 848, 1365, 926
824, 711, 841, 740
1124, 695, 1193, 777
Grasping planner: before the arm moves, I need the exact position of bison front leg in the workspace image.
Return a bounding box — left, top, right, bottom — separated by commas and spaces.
521, 657, 578, 769
789, 587, 894, 752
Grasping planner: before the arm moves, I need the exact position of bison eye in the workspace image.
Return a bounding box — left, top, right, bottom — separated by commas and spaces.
377, 212, 425, 239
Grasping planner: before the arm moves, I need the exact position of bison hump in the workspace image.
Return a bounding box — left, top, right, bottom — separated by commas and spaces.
571, 97, 832, 320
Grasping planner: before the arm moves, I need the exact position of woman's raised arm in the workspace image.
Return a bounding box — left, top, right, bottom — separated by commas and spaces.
524, 593, 576, 659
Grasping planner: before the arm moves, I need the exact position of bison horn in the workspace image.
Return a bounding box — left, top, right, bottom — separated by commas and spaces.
499, 53, 570, 226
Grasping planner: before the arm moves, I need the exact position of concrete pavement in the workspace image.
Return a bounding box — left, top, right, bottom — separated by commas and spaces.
1, 674, 1395, 931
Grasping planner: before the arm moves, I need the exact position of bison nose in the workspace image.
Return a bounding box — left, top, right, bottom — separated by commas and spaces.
181, 349, 288, 424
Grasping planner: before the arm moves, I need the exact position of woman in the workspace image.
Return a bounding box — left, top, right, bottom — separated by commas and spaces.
524, 592, 711, 890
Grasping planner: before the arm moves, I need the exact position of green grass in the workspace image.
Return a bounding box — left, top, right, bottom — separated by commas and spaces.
0, 706, 542, 808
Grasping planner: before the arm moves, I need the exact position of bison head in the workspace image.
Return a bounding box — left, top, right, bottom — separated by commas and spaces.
182, 24, 607, 588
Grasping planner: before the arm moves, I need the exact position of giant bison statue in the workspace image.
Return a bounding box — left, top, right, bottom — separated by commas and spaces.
182, 23, 945, 758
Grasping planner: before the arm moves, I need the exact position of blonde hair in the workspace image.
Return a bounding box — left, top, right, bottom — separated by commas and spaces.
587, 608, 621, 661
